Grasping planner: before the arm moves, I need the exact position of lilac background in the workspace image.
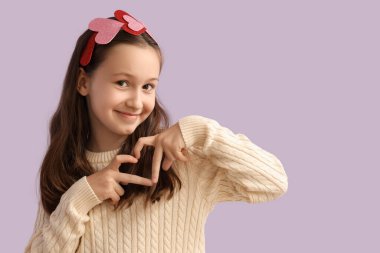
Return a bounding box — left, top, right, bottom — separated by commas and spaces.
0, 0, 379, 252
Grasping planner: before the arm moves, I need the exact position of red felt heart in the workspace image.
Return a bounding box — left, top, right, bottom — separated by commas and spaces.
114, 10, 146, 36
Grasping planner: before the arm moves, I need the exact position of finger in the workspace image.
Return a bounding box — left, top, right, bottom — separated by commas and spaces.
162, 157, 173, 171
116, 173, 153, 186
152, 145, 163, 183
109, 192, 121, 205
161, 151, 175, 171
163, 150, 176, 161
133, 136, 156, 159
175, 149, 189, 162
110, 155, 138, 171
114, 182, 125, 196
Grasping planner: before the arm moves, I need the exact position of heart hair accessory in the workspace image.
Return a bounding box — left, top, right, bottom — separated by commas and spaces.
80, 10, 148, 66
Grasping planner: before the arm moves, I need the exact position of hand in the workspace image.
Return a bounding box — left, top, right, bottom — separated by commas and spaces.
133, 123, 188, 184
86, 154, 153, 206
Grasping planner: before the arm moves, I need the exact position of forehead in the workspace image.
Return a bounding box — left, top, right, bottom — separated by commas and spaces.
97, 44, 160, 78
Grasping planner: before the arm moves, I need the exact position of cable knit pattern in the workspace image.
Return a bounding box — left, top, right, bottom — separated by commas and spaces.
122, 207, 132, 252
25, 115, 288, 253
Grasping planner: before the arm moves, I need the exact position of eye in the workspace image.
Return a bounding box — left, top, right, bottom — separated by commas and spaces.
116, 80, 129, 87
143, 83, 155, 91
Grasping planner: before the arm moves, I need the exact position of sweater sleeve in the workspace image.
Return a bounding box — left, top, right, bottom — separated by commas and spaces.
178, 115, 288, 205
25, 176, 102, 253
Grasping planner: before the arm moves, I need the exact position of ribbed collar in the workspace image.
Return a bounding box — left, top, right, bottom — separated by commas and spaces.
85, 147, 121, 164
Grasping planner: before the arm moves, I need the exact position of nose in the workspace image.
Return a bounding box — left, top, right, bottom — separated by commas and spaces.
125, 88, 143, 111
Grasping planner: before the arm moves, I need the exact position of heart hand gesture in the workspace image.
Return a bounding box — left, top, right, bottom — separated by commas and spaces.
133, 123, 189, 183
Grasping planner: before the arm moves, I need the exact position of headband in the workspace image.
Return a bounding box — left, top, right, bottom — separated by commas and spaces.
80, 10, 148, 66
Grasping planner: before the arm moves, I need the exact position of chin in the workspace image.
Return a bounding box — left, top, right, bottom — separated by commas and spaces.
122, 126, 138, 135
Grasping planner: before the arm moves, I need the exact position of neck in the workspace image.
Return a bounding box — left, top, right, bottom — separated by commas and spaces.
87, 135, 126, 152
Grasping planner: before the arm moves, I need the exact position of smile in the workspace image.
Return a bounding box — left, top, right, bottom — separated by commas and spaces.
115, 110, 140, 120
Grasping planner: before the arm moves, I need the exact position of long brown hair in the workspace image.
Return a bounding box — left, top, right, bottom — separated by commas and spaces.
40, 17, 182, 214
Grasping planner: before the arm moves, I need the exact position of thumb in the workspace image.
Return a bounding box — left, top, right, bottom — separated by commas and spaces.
109, 154, 138, 171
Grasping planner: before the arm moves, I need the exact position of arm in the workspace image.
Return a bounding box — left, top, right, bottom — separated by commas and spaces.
25, 176, 102, 253
178, 115, 288, 205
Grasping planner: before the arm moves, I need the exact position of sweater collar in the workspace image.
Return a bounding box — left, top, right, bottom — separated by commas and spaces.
85, 147, 121, 164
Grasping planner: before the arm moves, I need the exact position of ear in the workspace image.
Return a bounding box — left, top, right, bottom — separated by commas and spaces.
77, 67, 90, 96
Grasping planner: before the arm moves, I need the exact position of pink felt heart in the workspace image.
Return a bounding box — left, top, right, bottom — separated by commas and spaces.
89, 18, 124, 44
123, 15, 145, 31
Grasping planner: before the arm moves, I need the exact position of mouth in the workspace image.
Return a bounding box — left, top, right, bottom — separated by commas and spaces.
117, 111, 139, 116
115, 110, 140, 119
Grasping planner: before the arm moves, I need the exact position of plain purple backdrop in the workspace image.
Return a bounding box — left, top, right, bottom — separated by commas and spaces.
0, 0, 379, 252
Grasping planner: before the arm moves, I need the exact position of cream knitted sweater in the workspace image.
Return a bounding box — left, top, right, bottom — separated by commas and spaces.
25, 115, 288, 253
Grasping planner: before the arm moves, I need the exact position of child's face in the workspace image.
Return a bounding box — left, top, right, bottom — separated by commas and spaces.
78, 43, 160, 150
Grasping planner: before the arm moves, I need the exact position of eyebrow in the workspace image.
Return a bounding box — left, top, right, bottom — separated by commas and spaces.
112, 72, 159, 82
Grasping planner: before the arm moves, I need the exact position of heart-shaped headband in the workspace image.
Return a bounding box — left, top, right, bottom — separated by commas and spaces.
80, 10, 148, 66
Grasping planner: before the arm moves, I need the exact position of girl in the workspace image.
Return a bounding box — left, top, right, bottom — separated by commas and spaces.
25, 9, 288, 253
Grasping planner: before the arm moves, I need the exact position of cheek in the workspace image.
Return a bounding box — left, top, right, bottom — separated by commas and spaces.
91, 87, 120, 108
90, 92, 107, 113
144, 96, 156, 113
